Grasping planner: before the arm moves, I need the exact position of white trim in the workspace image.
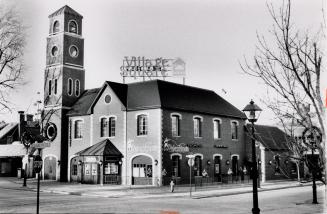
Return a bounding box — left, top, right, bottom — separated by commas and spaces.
213, 154, 223, 160
130, 153, 155, 186
213, 118, 222, 140
68, 155, 78, 182
63, 32, 83, 38
193, 115, 203, 121
170, 153, 182, 160
46, 64, 85, 71
67, 78, 73, 96
230, 120, 239, 141
230, 154, 240, 160
68, 19, 78, 34
135, 112, 150, 119
170, 113, 182, 120
72, 118, 84, 139
64, 62, 83, 68
43, 154, 59, 181
193, 153, 203, 160
75, 79, 80, 97
136, 113, 149, 137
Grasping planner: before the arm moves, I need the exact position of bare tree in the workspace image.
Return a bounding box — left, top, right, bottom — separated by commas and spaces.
240, 0, 326, 183
0, 5, 25, 112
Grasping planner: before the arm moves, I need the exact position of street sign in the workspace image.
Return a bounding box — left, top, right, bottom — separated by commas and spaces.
188, 158, 194, 167
34, 155, 43, 173
31, 142, 51, 149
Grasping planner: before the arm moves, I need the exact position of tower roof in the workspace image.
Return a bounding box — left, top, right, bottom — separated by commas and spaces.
48, 5, 83, 18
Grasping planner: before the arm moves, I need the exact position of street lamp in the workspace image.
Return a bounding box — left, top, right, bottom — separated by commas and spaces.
243, 100, 262, 214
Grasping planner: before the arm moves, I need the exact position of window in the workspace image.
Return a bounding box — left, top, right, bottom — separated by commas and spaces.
74, 120, 83, 138
69, 45, 79, 58
68, 20, 77, 33
53, 21, 59, 33
194, 117, 202, 138
213, 119, 221, 139
133, 164, 147, 177
172, 155, 180, 177
51, 46, 58, 56
231, 121, 238, 140
72, 165, 78, 176
100, 118, 108, 137
171, 115, 180, 137
54, 79, 57, 94
48, 80, 52, 95
105, 162, 118, 175
274, 156, 280, 173
214, 156, 221, 175
75, 80, 80, 96
68, 78, 73, 95
137, 114, 148, 136
109, 117, 116, 137
194, 156, 202, 176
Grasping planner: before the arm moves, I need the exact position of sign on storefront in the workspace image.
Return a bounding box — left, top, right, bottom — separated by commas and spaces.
163, 138, 189, 153
31, 142, 51, 149
85, 157, 97, 162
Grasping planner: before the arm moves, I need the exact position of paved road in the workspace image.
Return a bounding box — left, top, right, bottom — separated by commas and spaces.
0, 182, 325, 213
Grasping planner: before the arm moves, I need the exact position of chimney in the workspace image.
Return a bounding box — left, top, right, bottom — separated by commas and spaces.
26, 114, 33, 122
18, 111, 25, 140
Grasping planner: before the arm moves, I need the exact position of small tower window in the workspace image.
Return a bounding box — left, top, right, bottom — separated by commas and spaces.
53, 21, 59, 33
68, 78, 73, 96
75, 79, 80, 97
54, 79, 57, 95
51, 46, 58, 57
69, 46, 79, 58
68, 20, 78, 34
48, 80, 52, 95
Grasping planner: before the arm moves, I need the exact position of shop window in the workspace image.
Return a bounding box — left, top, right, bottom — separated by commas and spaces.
213, 119, 221, 139
133, 164, 146, 177
194, 156, 202, 176
137, 114, 148, 136
109, 117, 116, 137
172, 155, 180, 177
193, 117, 202, 138
171, 115, 180, 137
105, 162, 118, 175
72, 165, 78, 175
74, 120, 83, 139
231, 121, 238, 140
100, 118, 108, 137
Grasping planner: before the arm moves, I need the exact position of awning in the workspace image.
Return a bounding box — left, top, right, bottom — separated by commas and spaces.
0, 142, 26, 157
75, 139, 123, 157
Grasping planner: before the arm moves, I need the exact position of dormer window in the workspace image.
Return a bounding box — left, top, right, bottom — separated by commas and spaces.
68, 20, 77, 34
53, 21, 59, 33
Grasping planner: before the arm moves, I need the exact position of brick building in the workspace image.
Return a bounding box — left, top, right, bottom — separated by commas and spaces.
41, 5, 298, 185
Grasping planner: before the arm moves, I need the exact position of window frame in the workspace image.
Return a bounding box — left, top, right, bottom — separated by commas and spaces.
53, 20, 60, 34
171, 113, 182, 137
75, 79, 80, 97
48, 80, 52, 96
68, 78, 73, 96
193, 116, 203, 138
100, 117, 109, 137
74, 119, 83, 139
108, 116, 116, 137
137, 114, 148, 136
213, 118, 222, 140
231, 120, 239, 140
68, 20, 78, 34
171, 155, 180, 177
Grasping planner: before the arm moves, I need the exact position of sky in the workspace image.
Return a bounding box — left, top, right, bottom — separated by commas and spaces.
0, 0, 325, 125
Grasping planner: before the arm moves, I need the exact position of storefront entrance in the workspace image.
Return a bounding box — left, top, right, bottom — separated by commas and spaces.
132, 155, 152, 185
83, 162, 99, 184
214, 156, 222, 182
44, 156, 56, 180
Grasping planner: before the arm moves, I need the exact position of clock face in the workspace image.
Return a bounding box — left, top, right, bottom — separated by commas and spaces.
69, 46, 78, 58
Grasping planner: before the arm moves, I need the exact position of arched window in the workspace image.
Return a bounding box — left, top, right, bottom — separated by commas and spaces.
171, 115, 180, 137
68, 20, 78, 34
109, 117, 116, 137
53, 21, 59, 33
67, 78, 73, 96
194, 156, 202, 176
48, 80, 52, 95
231, 121, 238, 140
100, 118, 108, 137
171, 155, 180, 177
137, 114, 148, 136
74, 120, 83, 139
54, 79, 57, 95
213, 119, 221, 139
75, 80, 80, 97
193, 117, 202, 138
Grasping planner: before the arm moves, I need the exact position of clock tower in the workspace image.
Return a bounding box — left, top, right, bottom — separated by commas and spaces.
43, 5, 85, 181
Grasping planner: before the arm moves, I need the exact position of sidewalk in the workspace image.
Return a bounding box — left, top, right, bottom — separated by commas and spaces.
2, 177, 318, 199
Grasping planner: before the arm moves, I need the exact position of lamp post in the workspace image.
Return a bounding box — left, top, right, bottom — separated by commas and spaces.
243, 100, 262, 214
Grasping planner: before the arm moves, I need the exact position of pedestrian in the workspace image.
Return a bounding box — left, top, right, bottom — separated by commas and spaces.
240, 167, 244, 182
170, 179, 175, 192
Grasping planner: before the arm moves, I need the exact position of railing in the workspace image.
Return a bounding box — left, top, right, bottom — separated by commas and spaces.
104, 175, 121, 184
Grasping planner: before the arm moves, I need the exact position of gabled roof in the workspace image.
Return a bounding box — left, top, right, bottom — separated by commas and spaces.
0, 123, 18, 139
49, 5, 83, 18
67, 88, 101, 116
246, 124, 289, 151
75, 139, 123, 157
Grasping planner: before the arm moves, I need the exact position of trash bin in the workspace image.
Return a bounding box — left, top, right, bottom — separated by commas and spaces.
17, 168, 21, 179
